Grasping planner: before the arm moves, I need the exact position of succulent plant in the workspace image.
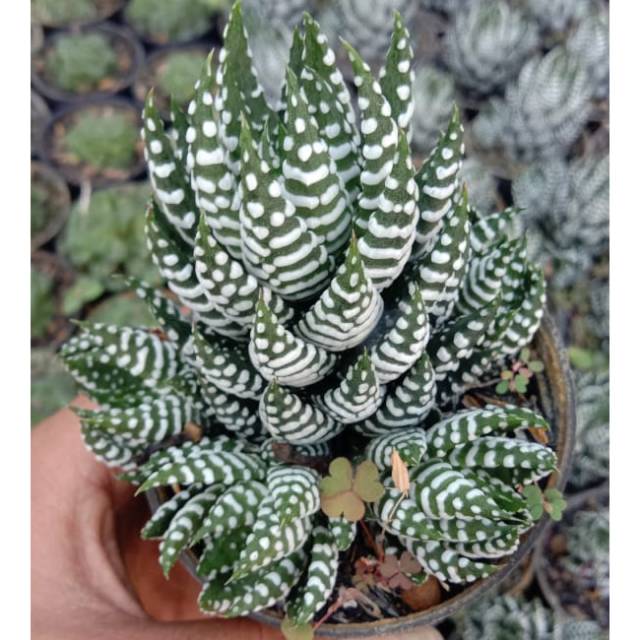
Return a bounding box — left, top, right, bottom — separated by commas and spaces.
32, 266, 56, 340
411, 66, 455, 154
570, 371, 609, 490
567, 9, 609, 100
473, 46, 592, 162
61, 4, 559, 631
31, 0, 101, 26
60, 183, 160, 314
562, 509, 609, 599
156, 50, 207, 107
525, 0, 595, 34
457, 593, 604, 640
63, 110, 140, 173
319, 0, 417, 62
512, 153, 609, 286
125, 0, 215, 43
445, 0, 539, 95
43, 33, 118, 93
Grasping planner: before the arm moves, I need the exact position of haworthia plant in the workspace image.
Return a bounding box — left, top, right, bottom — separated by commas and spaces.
60, 3, 561, 633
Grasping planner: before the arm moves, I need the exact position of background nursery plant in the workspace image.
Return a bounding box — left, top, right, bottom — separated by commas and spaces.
59, 3, 570, 637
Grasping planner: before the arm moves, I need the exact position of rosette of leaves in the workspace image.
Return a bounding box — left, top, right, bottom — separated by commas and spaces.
562, 509, 609, 600
319, 0, 417, 62
125, 0, 215, 43
567, 9, 609, 100
61, 3, 559, 632
524, 0, 595, 34
60, 183, 160, 314
412, 66, 455, 154
31, 0, 114, 27
43, 33, 118, 94
61, 110, 140, 174
512, 154, 609, 286
473, 47, 592, 162
445, 0, 539, 95
456, 594, 604, 640
570, 371, 609, 490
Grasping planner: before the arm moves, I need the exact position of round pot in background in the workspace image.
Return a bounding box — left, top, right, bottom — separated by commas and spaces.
43, 98, 146, 188
31, 161, 71, 251
31, 23, 145, 104
146, 313, 576, 637
31, 0, 126, 28
31, 91, 51, 159
533, 483, 609, 630
132, 44, 210, 119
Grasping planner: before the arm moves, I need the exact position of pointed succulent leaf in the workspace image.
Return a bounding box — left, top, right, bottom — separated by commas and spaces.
448, 527, 520, 559
169, 98, 191, 172
186, 52, 243, 260
465, 468, 528, 515
142, 484, 205, 540
238, 119, 332, 300
430, 514, 520, 544
328, 516, 357, 552
138, 449, 266, 492
196, 528, 247, 579
344, 40, 399, 236
287, 525, 340, 625
199, 549, 307, 617
199, 382, 262, 438
402, 536, 498, 584
425, 405, 549, 458
412, 107, 464, 257
358, 129, 419, 290
267, 466, 321, 525
447, 436, 557, 481
232, 499, 313, 579
192, 329, 265, 400
366, 428, 429, 470
259, 380, 342, 445
159, 486, 223, 576
318, 350, 384, 424
362, 349, 436, 434
80, 425, 144, 471
469, 207, 520, 255
379, 12, 415, 136
250, 292, 336, 387
370, 282, 430, 384
295, 236, 384, 351
411, 460, 510, 520
282, 69, 351, 256
193, 480, 268, 542
142, 93, 198, 246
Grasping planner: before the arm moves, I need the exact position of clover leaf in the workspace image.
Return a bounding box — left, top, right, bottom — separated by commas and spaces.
320, 458, 384, 522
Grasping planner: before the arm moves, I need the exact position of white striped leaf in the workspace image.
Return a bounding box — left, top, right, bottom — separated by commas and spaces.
196, 529, 247, 580
267, 466, 321, 525
142, 484, 204, 539
328, 516, 357, 552
366, 428, 429, 469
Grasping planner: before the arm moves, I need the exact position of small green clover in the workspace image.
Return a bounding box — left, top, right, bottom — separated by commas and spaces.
320, 458, 385, 522
523, 485, 567, 522
496, 348, 544, 395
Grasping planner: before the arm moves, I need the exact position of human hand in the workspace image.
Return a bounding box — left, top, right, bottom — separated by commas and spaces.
31, 397, 443, 640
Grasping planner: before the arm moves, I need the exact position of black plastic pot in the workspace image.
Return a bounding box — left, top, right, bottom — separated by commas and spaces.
146, 313, 576, 637
31, 161, 71, 251
132, 44, 210, 119
42, 97, 146, 188
31, 0, 126, 28
31, 23, 145, 104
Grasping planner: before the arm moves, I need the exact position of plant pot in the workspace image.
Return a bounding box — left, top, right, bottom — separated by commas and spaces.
31, 91, 51, 159
132, 44, 210, 119
31, 161, 71, 251
31, 23, 145, 104
43, 98, 146, 188
533, 483, 609, 630
31, 0, 126, 28
123, 0, 217, 46
146, 312, 576, 637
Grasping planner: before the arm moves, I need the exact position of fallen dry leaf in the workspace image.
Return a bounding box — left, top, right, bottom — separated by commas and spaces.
391, 449, 410, 496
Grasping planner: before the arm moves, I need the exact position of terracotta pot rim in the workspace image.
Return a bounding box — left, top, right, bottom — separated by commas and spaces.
31, 22, 145, 104
145, 311, 576, 637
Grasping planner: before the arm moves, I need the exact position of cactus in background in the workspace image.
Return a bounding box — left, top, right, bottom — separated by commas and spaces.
60, 4, 560, 632
567, 9, 609, 99
457, 594, 604, 640
445, 0, 539, 94
512, 153, 609, 285
412, 65, 456, 154
473, 47, 592, 162
571, 371, 609, 490
525, 0, 595, 34
459, 157, 497, 215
